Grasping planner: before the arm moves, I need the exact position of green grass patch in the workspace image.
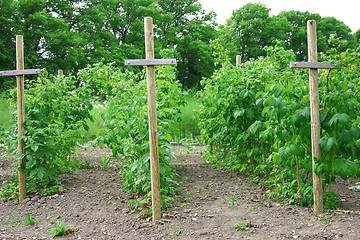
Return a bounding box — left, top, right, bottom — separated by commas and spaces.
174, 91, 200, 142
0, 97, 13, 127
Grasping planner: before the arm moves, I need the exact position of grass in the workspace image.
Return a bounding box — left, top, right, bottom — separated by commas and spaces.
50, 221, 69, 238
174, 90, 200, 142
0, 97, 13, 127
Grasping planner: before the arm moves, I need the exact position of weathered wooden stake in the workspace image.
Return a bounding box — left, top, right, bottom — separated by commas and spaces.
236, 55, 241, 66
290, 20, 338, 215
0, 35, 40, 203
144, 17, 161, 221
16, 35, 26, 203
124, 17, 176, 221
307, 20, 323, 215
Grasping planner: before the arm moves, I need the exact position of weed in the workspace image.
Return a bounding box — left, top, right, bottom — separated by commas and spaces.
43, 184, 65, 196
175, 230, 182, 236
318, 214, 331, 224
97, 181, 105, 186
234, 220, 250, 231
9, 214, 21, 227
24, 210, 36, 226
50, 221, 69, 238
101, 157, 111, 167
227, 194, 240, 206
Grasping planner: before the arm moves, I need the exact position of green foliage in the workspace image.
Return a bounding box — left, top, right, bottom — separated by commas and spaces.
174, 90, 200, 141
219, 4, 356, 63
9, 214, 21, 227
0, 98, 13, 143
227, 194, 239, 206
1, 71, 93, 198
50, 221, 69, 238
90, 63, 185, 202
234, 221, 250, 231
24, 210, 36, 226
197, 39, 360, 209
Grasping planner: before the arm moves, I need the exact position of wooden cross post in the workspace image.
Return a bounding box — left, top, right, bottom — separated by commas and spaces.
0, 35, 40, 203
124, 17, 176, 221
290, 20, 338, 215
236, 55, 242, 66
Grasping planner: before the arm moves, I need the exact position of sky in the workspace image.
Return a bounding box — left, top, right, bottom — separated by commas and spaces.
198, 0, 360, 33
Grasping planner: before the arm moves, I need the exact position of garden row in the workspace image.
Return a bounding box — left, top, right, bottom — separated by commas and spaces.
1, 35, 360, 211
196, 37, 360, 208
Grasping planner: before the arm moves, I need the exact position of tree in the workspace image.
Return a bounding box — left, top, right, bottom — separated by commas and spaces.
0, 0, 19, 92
221, 3, 271, 62
156, 0, 218, 88
220, 6, 357, 63
355, 29, 360, 44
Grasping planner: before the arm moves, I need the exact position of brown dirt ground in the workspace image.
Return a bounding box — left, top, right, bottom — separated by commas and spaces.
1, 145, 360, 240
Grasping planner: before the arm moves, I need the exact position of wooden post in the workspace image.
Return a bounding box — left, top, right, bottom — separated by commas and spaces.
236, 55, 241, 66
307, 20, 323, 215
16, 35, 26, 203
0, 35, 40, 203
58, 69, 64, 77
144, 16, 161, 221
290, 20, 338, 215
124, 17, 176, 221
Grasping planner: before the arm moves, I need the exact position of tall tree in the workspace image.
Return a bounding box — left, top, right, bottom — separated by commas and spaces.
222, 3, 271, 61
0, 0, 19, 92
74, 0, 157, 69
156, 0, 218, 88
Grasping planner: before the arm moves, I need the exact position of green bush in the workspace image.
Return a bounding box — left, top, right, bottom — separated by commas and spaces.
1, 70, 93, 198
80, 62, 185, 204
197, 39, 360, 208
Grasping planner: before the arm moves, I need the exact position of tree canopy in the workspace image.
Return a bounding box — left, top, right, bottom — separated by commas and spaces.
0, 1, 358, 92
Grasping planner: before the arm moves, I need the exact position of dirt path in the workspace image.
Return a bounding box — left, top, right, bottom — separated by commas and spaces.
1, 145, 360, 239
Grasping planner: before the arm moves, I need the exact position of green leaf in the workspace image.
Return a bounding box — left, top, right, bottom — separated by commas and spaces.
329, 113, 350, 126
234, 109, 245, 119
164, 133, 172, 143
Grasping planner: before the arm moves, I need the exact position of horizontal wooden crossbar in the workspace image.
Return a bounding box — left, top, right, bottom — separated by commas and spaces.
290, 62, 338, 69
0, 69, 41, 76
125, 58, 176, 66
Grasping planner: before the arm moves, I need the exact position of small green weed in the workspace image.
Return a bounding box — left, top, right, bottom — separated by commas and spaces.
227, 194, 240, 206
97, 181, 105, 186
9, 214, 21, 227
50, 221, 69, 238
318, 214, 331, 224
101, 157, 111, 167
24, 210, 36, 226
175, 230, 182, 236
234, 220, 250, 231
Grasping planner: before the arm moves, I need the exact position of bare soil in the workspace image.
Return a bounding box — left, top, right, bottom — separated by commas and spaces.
1, 145, 360, 240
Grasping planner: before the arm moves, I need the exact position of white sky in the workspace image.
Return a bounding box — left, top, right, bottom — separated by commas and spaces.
198, 0, 360, 33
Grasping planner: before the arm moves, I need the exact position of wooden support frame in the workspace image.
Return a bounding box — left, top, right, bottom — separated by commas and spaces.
290, 20, 338, 215
0, 35, 41, 203
124, 17, 176, 221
